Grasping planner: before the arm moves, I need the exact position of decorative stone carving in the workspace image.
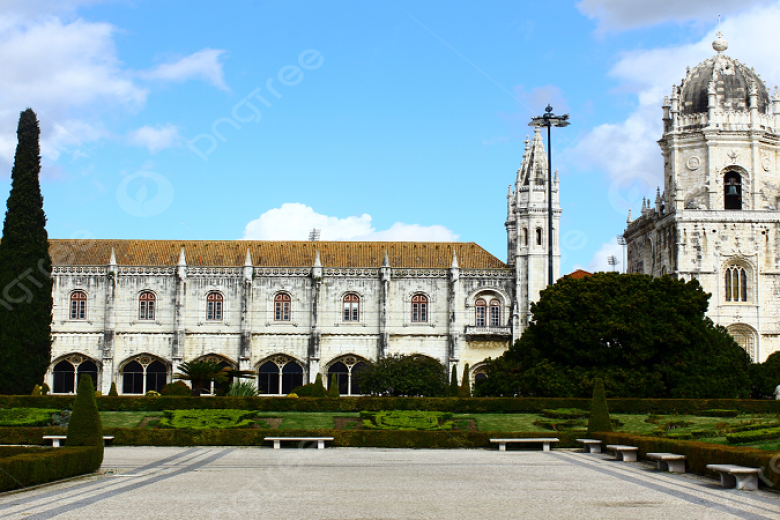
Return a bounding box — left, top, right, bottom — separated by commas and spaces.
687, 156, 701, 170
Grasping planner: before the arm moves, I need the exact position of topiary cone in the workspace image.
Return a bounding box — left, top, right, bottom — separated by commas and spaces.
587, 378, 612, 435
108, 382, 118, 397
312, 373, 327, 397
328, 373, 340, 398
67, 374, 104, 462
459, 363, 471, 397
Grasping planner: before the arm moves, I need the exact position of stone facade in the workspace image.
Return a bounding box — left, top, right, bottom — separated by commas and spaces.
624, 34, 780, 363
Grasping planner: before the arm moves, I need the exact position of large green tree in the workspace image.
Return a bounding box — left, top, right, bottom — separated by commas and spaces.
0, 109, 52, 395
476, 272, 751, 398
356, 354, 447, 396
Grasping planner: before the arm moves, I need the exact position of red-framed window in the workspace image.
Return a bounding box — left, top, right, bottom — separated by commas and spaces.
207, 292, 223, 321
343, 294, 360, 322
475, 299, 487, 327
70, 291, 87, 320
411, 294, 428, 322
274, 293, 291, 321
139, 291, 156, 320
489, 299, 501, 327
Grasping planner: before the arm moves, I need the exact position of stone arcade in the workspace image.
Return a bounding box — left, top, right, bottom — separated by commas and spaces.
47, 130, 561, 395
624, 33, 780, 362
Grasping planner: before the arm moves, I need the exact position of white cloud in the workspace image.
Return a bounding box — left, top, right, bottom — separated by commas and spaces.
141, 49, 229, 91
577, 0, 774, 32
128, 125, 182, 153
569, 6, 780, 216
587, 241, 624, 273
242, 203, 459, 241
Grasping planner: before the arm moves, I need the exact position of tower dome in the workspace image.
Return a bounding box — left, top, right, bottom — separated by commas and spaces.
678, 34, 770, 115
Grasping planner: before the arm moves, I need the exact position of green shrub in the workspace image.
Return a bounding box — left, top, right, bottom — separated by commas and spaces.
2, 395, 780, 414
160, 381, 192, 396
360, 410, 454, 431
588, 378, 612, 434
726, 427, 780, 444
449, 366, 458, 397
158, 409, 257, 430
0, 408, 59, 426
327, 374, 340, 398
0, 446, 103, 492
291, 384, 316, 397
666, 431, 694, 440
698, 409, 739, 418
542, 408, 589, 419
727, 421, 780, 433
227, 380, 258, 397
66, 375, 103, 465
533, 419, 586, 431
108, 382, 119, 397
459, 363, 471, 398
40, 383, 49, 396
312, 374, 326, 398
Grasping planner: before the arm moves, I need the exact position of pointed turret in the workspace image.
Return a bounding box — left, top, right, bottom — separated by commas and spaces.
244, 249, 252, 266
109, 247, 117, 267
451, 249, 459, 269
311, 249, 322, 279
381, 250, 390, 268
244, 249, 253, 280
627, 208, 633, 224
313, 250, 322, 268
177, 246, 186, 267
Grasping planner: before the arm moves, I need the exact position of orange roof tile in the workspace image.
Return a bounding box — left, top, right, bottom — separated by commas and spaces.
566, 269, 593, 279
48, 240, 506, 269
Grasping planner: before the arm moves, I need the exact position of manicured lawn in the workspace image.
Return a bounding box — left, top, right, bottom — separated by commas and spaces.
453, 413, 551, 432
255, 411, 359, 430
100, 411, 158, 428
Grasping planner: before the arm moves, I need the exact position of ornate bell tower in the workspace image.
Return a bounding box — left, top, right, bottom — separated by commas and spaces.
506, 127, 561, 339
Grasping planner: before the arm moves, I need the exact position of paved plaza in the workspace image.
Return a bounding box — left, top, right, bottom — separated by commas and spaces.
1, 447, 779, 519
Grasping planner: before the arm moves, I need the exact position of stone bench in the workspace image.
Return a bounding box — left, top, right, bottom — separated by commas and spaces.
646, 452, 686, 473
706, 464, 761, 491
606, 444, 638, 462
575, 439, 602, 454
264, 437, 334, 450
42, 435, 114, 448
490, 438, 559, 452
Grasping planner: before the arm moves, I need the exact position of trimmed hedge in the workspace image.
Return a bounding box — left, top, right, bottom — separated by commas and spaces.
726, 427, 780, 444
0, 445, 103, 492
1, 395, 780, 414
594, 432, 780, 489
698, 409, 739, 418
0, 408, 59, 426
0, 426, 583, 449
159, 409, 257, 430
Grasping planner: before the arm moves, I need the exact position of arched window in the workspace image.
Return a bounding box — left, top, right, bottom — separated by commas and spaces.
411, 294, 428, 322
53, 360, 75, 393
725, 265, 748, 302
121, 358, 168, 394
257, 358, 304, 395
327, 359, 367, 396
536, 228, 543, 246
122, 361, 144, 394
207, 292, 223, 321
343, 294, 359, 322
139, 292, 156, 320
77, 361, 98, 390
724, 172, 742, 210
70, 291, 87, 320
274, 293, 291, 321
146, 361, 168, 393
475, 299, 487, 327
489, 299, 501, 327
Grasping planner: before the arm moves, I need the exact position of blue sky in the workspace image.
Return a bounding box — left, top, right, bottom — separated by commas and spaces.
2, 0, 780, 272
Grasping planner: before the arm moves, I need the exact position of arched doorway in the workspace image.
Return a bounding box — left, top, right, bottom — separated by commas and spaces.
51, 355, 100, 394
326, 356, 368, 396
120, 356, 169, 394
257, 356, 304, 395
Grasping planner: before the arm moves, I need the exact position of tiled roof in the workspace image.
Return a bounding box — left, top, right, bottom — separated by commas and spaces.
566, 269, 593, 279
48, 240, 507, 269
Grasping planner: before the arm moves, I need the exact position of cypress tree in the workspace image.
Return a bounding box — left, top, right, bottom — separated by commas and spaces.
449, 365, 458, 397
0, 109, 52, 395
312, 373, 326, 397
459, 363, 471, 397
327, 373, 340, 398
587, 378, 613, 435
67, 374, 104, 463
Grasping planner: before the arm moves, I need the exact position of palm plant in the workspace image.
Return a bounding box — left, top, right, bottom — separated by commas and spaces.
173, 361, 257, 396
227, 380, 258, 397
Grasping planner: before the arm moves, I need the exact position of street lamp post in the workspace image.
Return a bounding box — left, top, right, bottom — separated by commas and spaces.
529, 105, 569, 286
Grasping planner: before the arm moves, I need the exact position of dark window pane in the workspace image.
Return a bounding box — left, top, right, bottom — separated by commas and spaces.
77, 361, 98, 390
53, 361, 75, 393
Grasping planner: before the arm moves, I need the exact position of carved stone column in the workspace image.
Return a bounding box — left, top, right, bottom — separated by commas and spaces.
448, 251, 461, 369
308, 251, 322, 383
378, 251, 391, 359
101, 248, 117, 394
171, 247, 187, 362
239, 249, 253, 370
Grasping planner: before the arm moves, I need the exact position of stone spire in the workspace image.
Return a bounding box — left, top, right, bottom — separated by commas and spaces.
244, 248, 252, 266
516, 128, 548, 188
177, 246, 186, 266
451, 249, 459, 269
627, 208, 633, 224
381, 250, 390, 268
109, 247, 117, 267
313, 250, 322, 268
